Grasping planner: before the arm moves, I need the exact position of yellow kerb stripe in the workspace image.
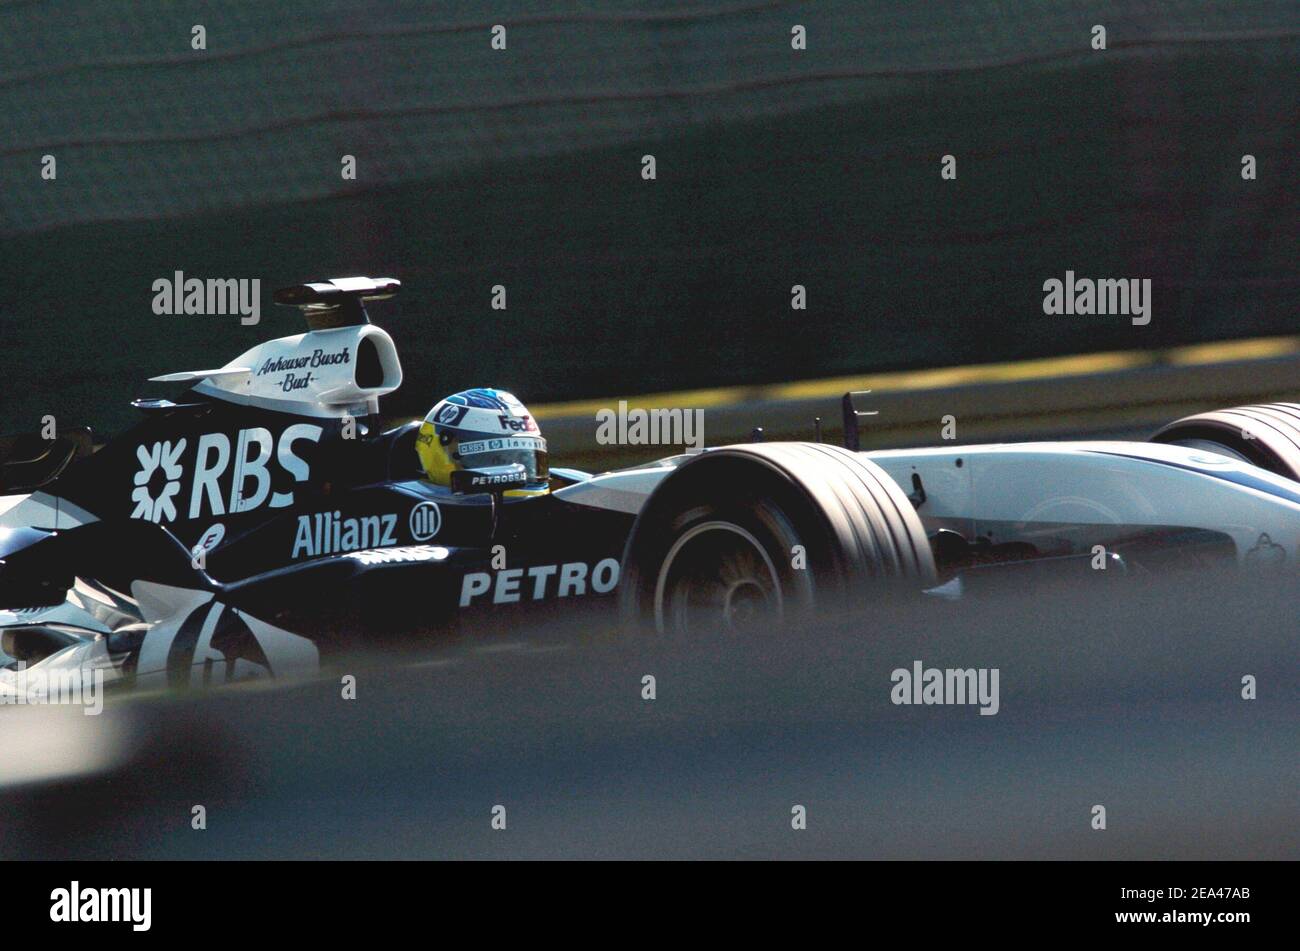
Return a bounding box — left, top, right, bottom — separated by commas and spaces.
531, 336, 1300, 419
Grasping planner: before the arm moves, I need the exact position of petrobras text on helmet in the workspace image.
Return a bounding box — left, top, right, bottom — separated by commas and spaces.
462, 471, 525, 488
460, 558, 620, 606
595, 401, 704, 449
50, 882, 151, 932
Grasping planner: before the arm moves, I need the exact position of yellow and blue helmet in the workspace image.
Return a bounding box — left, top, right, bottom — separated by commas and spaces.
416, 388, 550, 496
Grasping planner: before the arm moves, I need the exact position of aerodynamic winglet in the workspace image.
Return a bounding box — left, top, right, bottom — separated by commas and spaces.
148, 367, 252, 383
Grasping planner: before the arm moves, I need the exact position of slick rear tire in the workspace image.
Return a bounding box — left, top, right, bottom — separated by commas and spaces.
1150, 403, 1300, 481
618, 443, 936, 634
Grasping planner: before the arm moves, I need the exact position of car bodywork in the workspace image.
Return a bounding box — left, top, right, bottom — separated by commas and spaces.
3, 278, 1297, 695
870, 440, 1300, 581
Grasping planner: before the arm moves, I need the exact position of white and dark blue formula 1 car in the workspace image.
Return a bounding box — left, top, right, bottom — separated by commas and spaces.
4, 276, 1300, 692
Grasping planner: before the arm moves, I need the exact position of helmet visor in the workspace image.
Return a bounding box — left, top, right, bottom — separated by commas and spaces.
454, 436, 549, 483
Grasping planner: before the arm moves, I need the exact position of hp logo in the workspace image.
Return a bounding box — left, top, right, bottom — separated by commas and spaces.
435, 404, 466, 426
409, 501, 442, 541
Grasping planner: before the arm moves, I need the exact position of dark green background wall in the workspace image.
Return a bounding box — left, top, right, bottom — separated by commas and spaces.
1, 1, 1296, 436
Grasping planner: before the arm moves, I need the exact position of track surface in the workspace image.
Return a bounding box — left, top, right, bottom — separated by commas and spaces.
2, 568, 1295, 860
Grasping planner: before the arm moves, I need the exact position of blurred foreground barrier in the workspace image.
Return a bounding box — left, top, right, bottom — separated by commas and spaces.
1, 567, 1295, 859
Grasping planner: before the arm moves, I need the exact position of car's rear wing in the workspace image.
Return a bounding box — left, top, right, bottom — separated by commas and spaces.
0, 427, 94, 494
273, 277, 401, 330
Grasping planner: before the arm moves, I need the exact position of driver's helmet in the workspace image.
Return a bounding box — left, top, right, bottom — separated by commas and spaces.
416, 388, 549, 496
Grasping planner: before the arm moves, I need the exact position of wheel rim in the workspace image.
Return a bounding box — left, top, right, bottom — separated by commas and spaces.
653, 521, 784, 635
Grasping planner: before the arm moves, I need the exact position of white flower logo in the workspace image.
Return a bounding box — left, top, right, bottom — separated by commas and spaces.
130, 439, 187, 523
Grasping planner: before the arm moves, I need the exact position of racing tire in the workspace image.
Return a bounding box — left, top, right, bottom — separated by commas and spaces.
618, 442, 936, 634
1150, 403, 1300, 481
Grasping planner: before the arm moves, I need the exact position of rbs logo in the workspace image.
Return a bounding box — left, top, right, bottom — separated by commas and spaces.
131, 424, 323, 524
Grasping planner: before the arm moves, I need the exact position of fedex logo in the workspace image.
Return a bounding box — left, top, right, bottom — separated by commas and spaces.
498, 414, 536, 432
